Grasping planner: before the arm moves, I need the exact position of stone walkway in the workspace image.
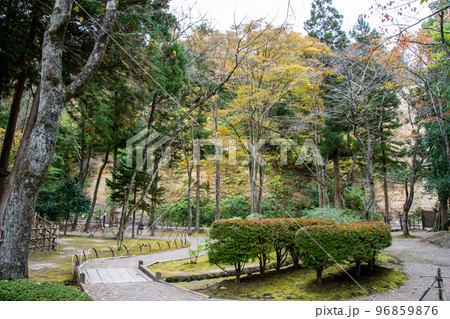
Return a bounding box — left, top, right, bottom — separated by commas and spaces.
360, 231, 450, 301
79, 237, 212, 301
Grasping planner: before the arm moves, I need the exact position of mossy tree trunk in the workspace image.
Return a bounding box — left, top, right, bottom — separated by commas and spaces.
316, 267, 323, 284
235, 262, 242, 283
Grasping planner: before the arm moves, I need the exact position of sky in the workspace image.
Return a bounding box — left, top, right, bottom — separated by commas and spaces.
169, 0, 431, 36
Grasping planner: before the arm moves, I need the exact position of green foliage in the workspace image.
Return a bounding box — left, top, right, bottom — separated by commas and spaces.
220, 195, 252, 219
208, 218, 336, 282
208, 218, 391, 284
106, 152, 155, 213
302, 207, 361, 223
296, 222, 391, 281
349, 16, 379, 43
342, 187, 364, 212
303, 0, 349, 51
36, 178, 90, 222
0, 279, 92, 301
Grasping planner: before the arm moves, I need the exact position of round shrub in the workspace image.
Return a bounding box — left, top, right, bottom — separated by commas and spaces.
0, 279, 92, 301
295, 222, 392, 283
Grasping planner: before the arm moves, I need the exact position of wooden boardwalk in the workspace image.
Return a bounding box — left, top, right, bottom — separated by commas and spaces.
84, 268, 152, 284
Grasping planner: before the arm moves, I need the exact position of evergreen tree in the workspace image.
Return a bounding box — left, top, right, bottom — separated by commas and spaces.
304, 0, 349, 51
349, 15, 379, 44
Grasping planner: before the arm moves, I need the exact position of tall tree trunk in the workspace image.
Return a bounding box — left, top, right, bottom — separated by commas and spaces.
84, 151, 109, 232
212, 96, 221, 221
0, 0, 73, 279
438, 192, 449, 231
382, 153, 390, 223
249, 158, 258, 215
76, 112, 92, 191
332, 152, 341, 210
401, 178, 413, 236
0, 83, 40, 226
0, 70, 28, 199
195, 160, 200, 232
362, 121, 375, 221
401, 134, 422, 236
150, 192, 157, 236
180, 129, 193, 235
131, 211, 136, 239
186, 166, 193, 234
0, 0, 118, 280
149, 156, 160, 236
257, 163, 264, 215
77, 112, 86, 188
110, 132, 118, 226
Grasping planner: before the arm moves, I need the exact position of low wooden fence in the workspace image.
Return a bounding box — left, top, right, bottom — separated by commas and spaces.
0, 215, 59, 252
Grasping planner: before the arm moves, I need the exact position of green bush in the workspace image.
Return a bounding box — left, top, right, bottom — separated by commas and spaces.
0, 279, 92, 301
207, 219, 256, 283
207, 218, 336, 282
296, 222, 391, 283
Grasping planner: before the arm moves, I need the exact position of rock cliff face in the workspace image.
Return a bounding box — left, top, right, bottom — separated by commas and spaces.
374, 181, 436, 218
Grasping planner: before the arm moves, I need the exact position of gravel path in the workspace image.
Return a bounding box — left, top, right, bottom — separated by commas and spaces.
360, 231, 450, 301
80, 237, 211, 301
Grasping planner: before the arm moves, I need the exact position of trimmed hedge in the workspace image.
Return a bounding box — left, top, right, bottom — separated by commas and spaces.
0, 279, 92, 301
296, 222, 392, 283
208, 218, 336, 282
208, 219, 391, 284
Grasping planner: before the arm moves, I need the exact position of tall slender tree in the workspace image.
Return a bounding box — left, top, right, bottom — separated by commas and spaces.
304, 0, 349, 51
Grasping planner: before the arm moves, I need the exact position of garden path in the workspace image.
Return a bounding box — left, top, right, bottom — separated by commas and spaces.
360, 231, 450, 301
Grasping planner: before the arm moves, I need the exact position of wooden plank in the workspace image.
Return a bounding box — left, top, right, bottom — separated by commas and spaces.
85, 269, 102, 284
125, 268, 145, 282
107, 269, 126, 283
133, 269, 152, 282
124, 268, 150, 282
116, 268, 136, 282
97, 269, 114, 283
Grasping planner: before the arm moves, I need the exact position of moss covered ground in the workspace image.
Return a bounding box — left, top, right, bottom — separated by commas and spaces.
156, 252, 406, 301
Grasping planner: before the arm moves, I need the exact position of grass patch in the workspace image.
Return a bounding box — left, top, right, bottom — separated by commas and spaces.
148, 255, 217, 276
28, 235, 188, 283
171, 253, 406, 301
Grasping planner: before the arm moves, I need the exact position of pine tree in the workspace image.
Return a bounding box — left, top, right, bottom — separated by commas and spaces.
304, 0, 349, 51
